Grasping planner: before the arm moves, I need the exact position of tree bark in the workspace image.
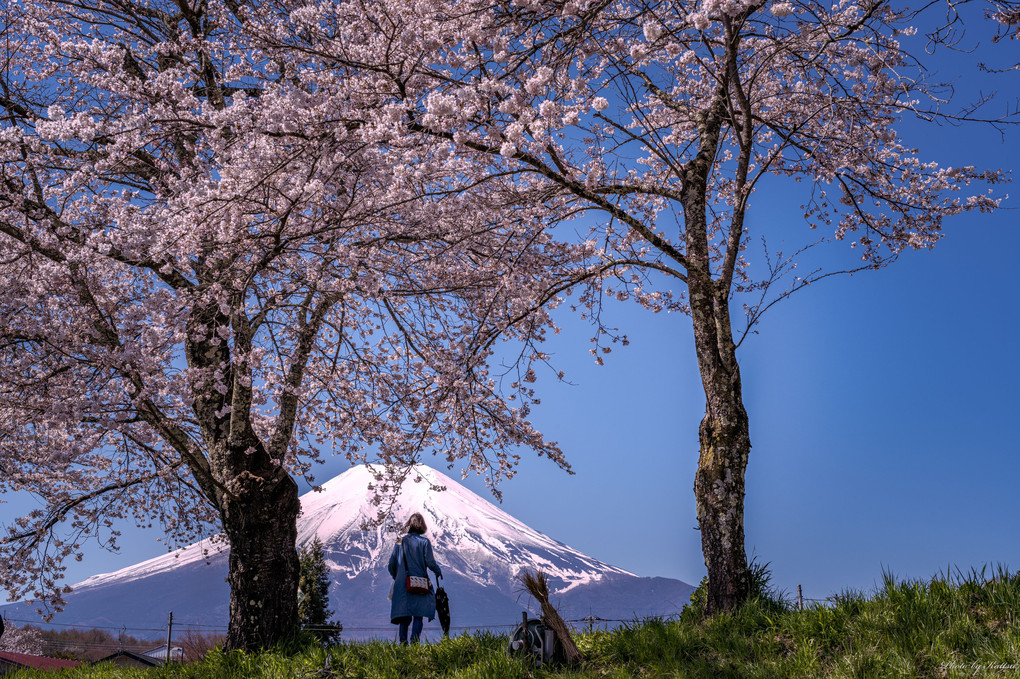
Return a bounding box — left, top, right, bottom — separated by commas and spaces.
220, 463, 301, 651
682, 96, 752, 613
690, 287, 752, 615
185, 304, 302, 651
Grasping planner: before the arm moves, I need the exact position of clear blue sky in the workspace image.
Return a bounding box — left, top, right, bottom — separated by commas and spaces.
4, 17, 1018, 610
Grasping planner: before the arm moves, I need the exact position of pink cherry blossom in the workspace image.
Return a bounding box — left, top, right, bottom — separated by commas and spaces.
0, 0, 578, 650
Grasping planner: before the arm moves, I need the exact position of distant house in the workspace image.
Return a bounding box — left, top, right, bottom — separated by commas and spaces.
91, 649, 164, 669
0, 650, 81, 674
143, 645, 184, 662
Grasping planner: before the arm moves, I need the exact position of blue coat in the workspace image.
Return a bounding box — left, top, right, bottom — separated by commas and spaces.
388, 533, 443, 623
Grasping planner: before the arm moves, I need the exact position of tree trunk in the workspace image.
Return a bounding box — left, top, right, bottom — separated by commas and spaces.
680, 90, 753, 615
185, 304, 303, 651
220, 468, 301, 651
690, 284, 752, 615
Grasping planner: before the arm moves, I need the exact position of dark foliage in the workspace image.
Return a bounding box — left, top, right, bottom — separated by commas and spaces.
297, 538, 342, 645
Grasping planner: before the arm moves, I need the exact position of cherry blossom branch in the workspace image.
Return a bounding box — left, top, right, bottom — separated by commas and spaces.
1, 465, 183, 549
406, 119, 695, 276
267, 290, 342, 461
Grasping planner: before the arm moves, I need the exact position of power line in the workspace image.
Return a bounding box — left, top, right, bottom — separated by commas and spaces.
2, 618, 169, 633
16, 598, 859, 637
3, 616, 647, 636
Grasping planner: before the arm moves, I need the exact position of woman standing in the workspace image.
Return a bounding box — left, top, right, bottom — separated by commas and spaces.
388, 512, 443, 644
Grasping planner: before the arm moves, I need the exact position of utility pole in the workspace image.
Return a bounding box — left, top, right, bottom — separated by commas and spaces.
165, 611, 174, 665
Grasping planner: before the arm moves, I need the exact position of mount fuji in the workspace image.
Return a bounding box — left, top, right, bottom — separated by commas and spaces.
1, 465, 694, 640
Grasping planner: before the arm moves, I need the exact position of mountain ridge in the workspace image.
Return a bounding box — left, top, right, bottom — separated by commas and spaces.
2, 464, 694, 639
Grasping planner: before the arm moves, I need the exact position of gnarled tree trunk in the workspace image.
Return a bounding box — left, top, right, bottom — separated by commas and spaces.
185, 304, 303, 651
220, 466, 301, 651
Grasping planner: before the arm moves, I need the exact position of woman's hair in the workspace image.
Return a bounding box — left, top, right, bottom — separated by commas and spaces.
405, 512, 427, 535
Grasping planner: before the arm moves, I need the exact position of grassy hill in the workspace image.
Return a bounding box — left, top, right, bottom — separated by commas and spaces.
11, 567, 1020, 678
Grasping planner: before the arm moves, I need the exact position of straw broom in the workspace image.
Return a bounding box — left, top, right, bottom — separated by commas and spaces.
519, 570, 584, 666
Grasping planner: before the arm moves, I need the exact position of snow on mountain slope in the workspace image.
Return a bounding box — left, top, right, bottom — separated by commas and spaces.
1, 465, 693, 639
299, 465, 633, 591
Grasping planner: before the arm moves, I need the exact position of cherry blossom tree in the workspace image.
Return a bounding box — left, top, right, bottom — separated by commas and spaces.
0, 0, 578, 650
256, 0, 1013, 613
0, 620, 45, 656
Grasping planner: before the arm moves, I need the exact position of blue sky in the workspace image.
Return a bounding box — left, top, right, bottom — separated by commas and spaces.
4, 12, 1018, 613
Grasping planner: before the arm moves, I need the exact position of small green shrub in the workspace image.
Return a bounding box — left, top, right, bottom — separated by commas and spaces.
681, 558, 788, 624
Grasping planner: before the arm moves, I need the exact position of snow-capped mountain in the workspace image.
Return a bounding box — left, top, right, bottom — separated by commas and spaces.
1, 465, 693, 639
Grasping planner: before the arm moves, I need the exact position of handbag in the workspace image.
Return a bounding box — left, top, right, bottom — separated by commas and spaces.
401, 539, 431, 595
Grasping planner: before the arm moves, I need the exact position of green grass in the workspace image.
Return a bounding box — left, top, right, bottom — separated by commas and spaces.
13, 567, 1020, 678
